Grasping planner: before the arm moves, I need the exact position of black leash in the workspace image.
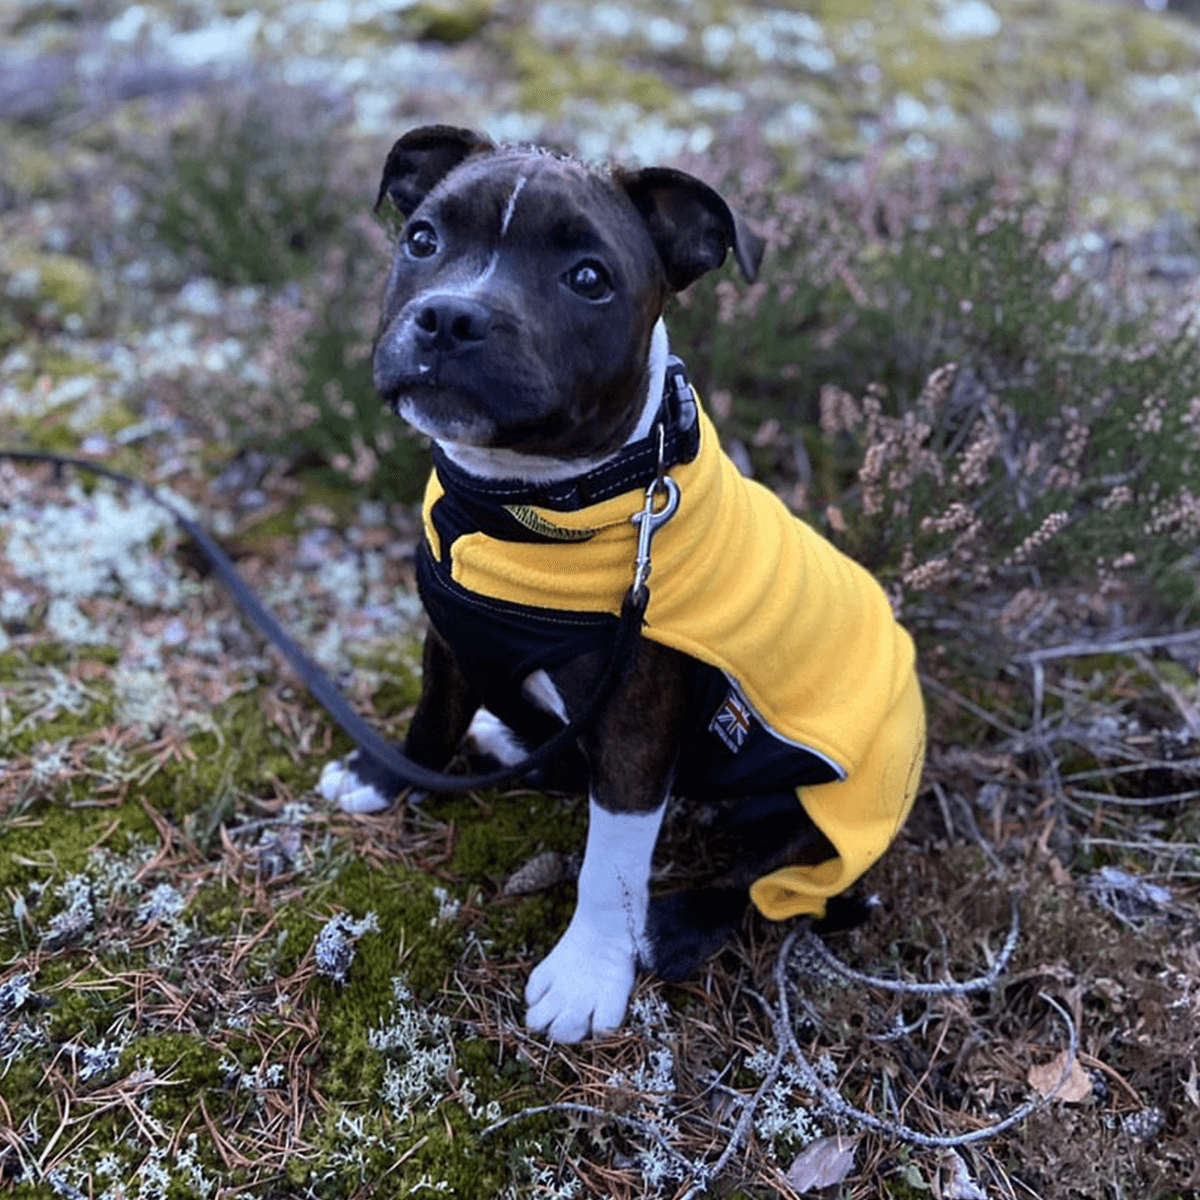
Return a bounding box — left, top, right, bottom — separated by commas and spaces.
0, 448, 654, 794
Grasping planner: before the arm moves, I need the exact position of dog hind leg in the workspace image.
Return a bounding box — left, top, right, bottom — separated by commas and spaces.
644, 799, 839, 979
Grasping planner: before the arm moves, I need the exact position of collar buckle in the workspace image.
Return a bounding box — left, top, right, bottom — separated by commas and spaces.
664, 356, 698, 433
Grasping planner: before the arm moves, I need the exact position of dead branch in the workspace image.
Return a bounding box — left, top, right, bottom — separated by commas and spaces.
769, 926, 1080, 1149
793, 893, 1021, 996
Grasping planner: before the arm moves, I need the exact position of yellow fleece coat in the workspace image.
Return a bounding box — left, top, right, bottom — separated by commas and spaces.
422, 407, 925, 919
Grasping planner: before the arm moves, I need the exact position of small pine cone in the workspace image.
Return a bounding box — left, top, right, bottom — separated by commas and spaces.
503, 851, 565, 896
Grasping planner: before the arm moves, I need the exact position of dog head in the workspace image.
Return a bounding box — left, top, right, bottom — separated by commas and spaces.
371, 125, 764, 462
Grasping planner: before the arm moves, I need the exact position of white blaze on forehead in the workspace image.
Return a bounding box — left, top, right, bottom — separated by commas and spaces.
499, 172, 529, 239
472, 171, 529, 289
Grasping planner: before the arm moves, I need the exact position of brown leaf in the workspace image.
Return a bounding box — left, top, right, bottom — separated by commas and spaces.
784, 1134, 859, 1192
1047, 854, 1072, 889
1028, 1050, 1092, 1103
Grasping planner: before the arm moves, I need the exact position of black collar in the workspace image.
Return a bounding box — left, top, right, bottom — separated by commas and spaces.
429, 356, 700, 514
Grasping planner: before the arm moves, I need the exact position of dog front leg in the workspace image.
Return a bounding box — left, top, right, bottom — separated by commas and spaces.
403, 622, 481, 770
524, 643, 688, 1042
525, 794, 667, 1041
320, 623, 480, 813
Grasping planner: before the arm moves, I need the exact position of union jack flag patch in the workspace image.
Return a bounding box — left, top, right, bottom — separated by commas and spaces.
710, 688, 753, 753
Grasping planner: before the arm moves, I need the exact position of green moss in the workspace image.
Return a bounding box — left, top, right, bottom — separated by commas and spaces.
229, 505, 305, 548
232, 480, 359, 546
308, 857, 461, 999
392, 1120, 509, 1197
365, 662, 423, 716
2, 704, 118, 759
27, 351, 113, 382
3, 644, 119, 671
502, 891, 575, 959
454, 1035, 538, 1097
189, 892, 249, 937
290, 1109, 512, 1199
884, 1165, 935, 1198
127, 691, 313, 830
133, 734, 237, 829
41, 969, 125, 1043
0, 801, 155, 901
0, 1060, 44, 1127
403, 0, 492, 42
0, 132, 73, 198
2, 251, 102, 322
435, 791, 585, 882
318, 1021, 388, 1107
383, 790, 589, 961
38, 256, 101, 316
506, 39, 679, 117
22, 420, 88, 457
125, 1034, 227, 1103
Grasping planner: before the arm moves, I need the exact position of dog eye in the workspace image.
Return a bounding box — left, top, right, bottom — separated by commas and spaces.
565, 261, 612, 301
405, 222, 439, 259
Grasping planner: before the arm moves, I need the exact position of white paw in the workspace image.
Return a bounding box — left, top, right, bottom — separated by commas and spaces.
465, 708, 527, 766
524, 912, 637, 1042
317, 758, 393, 814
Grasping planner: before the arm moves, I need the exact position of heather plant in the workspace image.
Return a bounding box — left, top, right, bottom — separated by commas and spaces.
142, 88, 350, 287
128, 86, 435, 500
670, 174, 1200, 623
196, 223, 427, 504
276, 261, 427, 503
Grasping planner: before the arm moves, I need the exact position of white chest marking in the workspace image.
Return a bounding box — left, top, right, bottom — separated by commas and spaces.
522, 668, 569, 722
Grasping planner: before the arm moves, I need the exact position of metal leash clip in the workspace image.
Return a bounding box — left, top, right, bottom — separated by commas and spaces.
631, 423, 680, 602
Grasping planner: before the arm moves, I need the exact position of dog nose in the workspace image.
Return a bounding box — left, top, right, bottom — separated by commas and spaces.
413, 295, 491, 351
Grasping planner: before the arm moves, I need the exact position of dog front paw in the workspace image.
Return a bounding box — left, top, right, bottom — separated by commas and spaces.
317, 750, 406, 813
524, 916, 636, 1042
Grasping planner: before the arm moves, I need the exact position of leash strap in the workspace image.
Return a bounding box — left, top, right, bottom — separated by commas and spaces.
0, 448, 650, 793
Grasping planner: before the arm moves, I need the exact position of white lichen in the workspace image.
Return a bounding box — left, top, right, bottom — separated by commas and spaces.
745, 1047, 820, 1147
369, 977, 458, 1122
76, 1034, 129, 1081
136, 883, 186, 925
313, 910, 380, 984
0, 972, 36, 1014
3, 482, 195, 609
41, 874, 95, 947
429, 885, 461, 926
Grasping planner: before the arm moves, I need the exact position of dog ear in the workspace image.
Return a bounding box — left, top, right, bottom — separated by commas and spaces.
619, 167, 766, 291
376, 125, 496, 217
